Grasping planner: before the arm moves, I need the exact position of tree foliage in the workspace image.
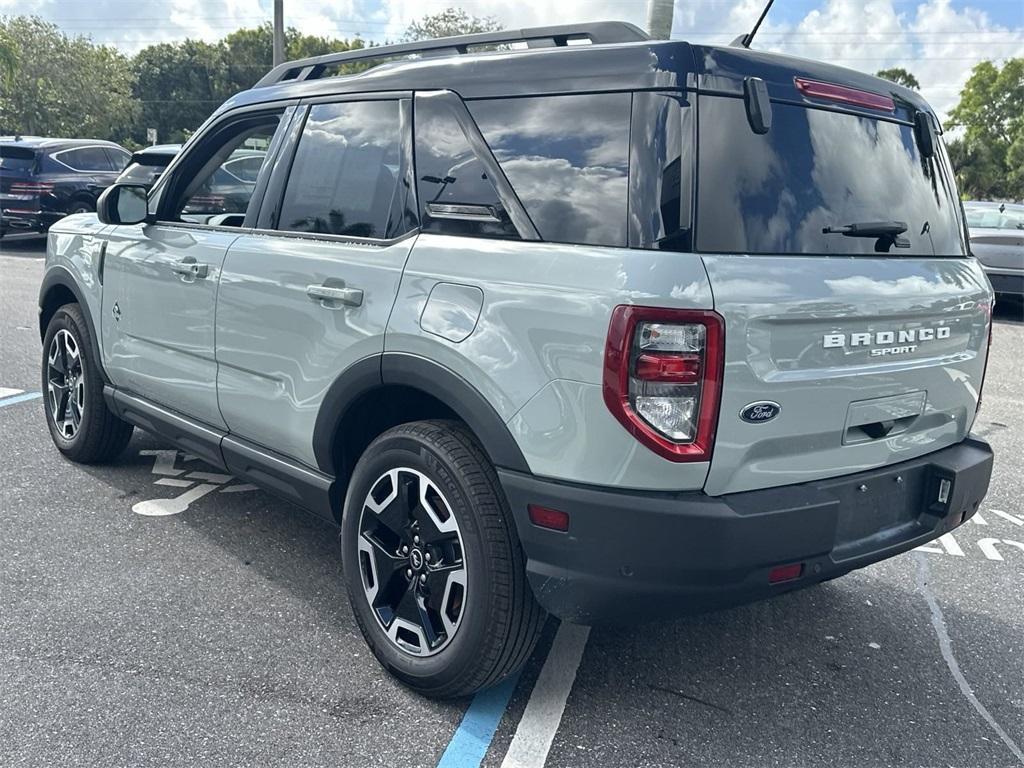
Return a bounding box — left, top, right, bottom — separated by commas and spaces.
875, 67, 920, 90
402, 9, 502, 42
946, 58, 1024, 201
0, 17, 137, 141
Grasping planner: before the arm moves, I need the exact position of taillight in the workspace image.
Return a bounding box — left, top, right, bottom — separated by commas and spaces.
603, 306, 725, 462
794, 77, 895, 113
9, 181, 55, 195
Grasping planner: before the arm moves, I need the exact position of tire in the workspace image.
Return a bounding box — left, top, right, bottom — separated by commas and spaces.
69, 199, 94, 215
41, 303, 133, 463
341, 419, 545, 698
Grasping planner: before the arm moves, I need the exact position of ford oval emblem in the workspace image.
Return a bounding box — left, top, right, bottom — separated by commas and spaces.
740, 401, 781, 423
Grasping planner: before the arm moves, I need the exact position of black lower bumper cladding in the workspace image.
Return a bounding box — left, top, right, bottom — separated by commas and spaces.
500, 437, 993, 624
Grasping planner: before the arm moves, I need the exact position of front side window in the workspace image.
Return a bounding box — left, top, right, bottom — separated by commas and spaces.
277, 100, 404, 239
174, 119, 278, 223
468, 93, 631, 247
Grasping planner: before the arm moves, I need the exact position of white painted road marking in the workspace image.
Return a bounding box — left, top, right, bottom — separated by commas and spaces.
916, 555, 1024, 765
991, 509, 1023, 527
140, 449, 187, 476
972, 513, 989, 525
0, 387, 23, 398
133, 483, 220, 516
500, 622, 590, 768
154, 478, 194, 488
916, 533, 964, 556
978, 538, 1024, 562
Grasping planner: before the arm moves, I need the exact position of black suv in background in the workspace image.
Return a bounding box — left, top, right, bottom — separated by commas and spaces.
0, 137, 131, 237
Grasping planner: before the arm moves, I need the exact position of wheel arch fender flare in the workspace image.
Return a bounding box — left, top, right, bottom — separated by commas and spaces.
312, 353, 531, 478
38, 266, 108, 384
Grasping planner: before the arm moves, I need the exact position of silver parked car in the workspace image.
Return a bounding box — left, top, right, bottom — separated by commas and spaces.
965, 201, 1024, 298
38, 22, 994, 698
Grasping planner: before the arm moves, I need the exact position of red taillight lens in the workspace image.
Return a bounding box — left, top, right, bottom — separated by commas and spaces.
794, 77, 895, 113
9, 181, 54, 195
528, 505, 570, 532
603, 306, 725, 462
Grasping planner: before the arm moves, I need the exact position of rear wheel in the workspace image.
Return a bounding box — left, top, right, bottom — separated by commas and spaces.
341, 420, 544, 698
69, 199, 94, 215
41, 304, 133, 463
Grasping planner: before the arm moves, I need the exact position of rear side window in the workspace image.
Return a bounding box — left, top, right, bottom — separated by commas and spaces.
469, 94, 631, 247
414, 93, 519, 240
54, 146, 115, 172
696, 96, 966, 256
279, 101, 402, 239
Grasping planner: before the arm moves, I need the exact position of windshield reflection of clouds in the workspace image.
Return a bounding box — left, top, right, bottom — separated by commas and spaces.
471, 94, 630, 247
697, 98, 964, 256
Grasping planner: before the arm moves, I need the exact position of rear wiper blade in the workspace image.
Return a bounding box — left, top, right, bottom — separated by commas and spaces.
822, 220, 908, 237
822, 220, 910, 251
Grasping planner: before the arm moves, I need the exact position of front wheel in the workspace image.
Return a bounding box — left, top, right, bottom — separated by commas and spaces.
341, 420, 545, 698
41, 304, 133, 463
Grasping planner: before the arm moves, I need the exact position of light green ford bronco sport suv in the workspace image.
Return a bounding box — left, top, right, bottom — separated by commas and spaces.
39, 23, 994, 697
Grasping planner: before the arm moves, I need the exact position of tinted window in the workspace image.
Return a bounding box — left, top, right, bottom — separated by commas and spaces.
415, 93, 518, 240
629, 92, 693, 250
117, 162, 164, 187
56, 147, 114, 171
0, 146, 36, 172
696, 96, 966, 256
106, 148, 130, 172
469, 93, 631, 247
179, 124, 276, 221
278, 101, 402, 239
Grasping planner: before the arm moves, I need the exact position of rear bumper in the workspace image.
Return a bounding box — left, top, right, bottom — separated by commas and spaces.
1, 209, 63, 234
499, 437, 993, 624
984, 270, 1024, 297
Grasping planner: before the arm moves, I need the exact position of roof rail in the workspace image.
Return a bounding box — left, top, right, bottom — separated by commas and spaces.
254, 21, 649, 88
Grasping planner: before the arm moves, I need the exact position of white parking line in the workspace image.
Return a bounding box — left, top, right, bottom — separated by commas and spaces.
499, 622, 590, 768
991, 509, 1023, 527
0, 387, 24, 399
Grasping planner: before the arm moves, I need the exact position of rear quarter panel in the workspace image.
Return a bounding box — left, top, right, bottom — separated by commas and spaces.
386, 234, 715, 490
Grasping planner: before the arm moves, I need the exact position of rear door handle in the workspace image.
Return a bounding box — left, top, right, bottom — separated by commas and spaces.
171, 257, 208, 281
306, 283, 363, 308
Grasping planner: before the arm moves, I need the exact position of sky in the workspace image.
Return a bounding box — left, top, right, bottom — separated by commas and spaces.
4, 0, 1023, 121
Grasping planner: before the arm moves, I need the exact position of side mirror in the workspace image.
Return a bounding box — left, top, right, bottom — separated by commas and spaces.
97, 183, 150, 225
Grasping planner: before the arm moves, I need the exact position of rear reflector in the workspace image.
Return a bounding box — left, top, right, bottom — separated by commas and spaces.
528, 505, 570, 532
768, 563, 804, 584
794, 77, 895, 113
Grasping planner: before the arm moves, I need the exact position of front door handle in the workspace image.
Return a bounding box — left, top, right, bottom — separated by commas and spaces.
171, 257, 208, 282
306, 283, 364, 308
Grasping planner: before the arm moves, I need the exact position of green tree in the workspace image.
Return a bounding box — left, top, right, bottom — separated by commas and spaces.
402, 9, 502, 42
946, 58, 1024, 200
0, 32, 16, 89
875, 67, 920, 90
132, 25, 366, 144
0, 16, 137, 141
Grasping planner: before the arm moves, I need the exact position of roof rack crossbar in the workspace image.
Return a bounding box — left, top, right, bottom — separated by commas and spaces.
255, 21, 649, 87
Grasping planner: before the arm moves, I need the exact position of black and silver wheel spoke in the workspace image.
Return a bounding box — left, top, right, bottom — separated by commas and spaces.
357, 467, 468, 657
47, 329, 84, 439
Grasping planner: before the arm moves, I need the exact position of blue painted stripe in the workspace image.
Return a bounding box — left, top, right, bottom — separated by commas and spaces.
0, 391, 42, 407
436, 672, 520, 768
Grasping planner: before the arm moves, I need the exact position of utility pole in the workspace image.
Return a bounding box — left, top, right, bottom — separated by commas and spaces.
273, 0, 285, 67
646, 0, 674, 40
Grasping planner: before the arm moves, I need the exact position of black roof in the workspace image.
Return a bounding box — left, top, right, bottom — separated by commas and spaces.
216, 25, 932, 124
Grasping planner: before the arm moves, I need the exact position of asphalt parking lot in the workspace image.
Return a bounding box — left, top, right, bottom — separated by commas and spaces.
2, 236, 1023, 768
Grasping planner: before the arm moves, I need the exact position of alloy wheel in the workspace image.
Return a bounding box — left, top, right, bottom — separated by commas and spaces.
356, 467, 468, 656
47, 328, 85, 439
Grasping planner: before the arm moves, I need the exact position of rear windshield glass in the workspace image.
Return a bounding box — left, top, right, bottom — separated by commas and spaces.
696, 96, 966, 256
965, 205, 1024, 231
0, 146, 36, 172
